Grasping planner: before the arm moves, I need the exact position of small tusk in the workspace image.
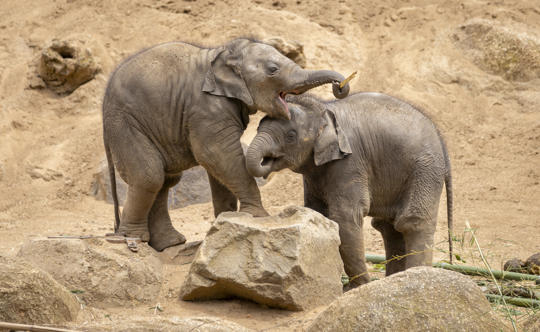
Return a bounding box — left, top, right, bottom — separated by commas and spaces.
339, 71, 357, 89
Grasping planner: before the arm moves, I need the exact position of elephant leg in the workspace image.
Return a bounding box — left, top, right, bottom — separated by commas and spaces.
394, 168, 442, 269
148, 175, 187, 251
208, 173, 238, 217
329, 204, 369, 290
112, 128, 164, 242
397, 219, 436, 269
190, 119, 268, 217
371, 218, 406, 275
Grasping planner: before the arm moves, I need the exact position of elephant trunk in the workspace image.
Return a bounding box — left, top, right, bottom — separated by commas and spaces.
290, 69, 350, 99
246, 134, 276, 179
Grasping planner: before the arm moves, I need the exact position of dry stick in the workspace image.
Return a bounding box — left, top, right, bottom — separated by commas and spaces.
339, 71, 357, 89
0, 322, 79, 332
465, 220, 517, 332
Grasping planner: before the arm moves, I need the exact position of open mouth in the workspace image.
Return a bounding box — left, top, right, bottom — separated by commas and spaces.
277, 90, 301, 119
260, 155, 284, 179
278, 92, 290, 119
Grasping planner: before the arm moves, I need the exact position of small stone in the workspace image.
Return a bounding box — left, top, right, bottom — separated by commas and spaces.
503, 258, 526, 272
525, 253, 540, 275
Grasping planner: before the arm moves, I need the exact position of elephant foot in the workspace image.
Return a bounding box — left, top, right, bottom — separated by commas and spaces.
343, 272, 370, 292
117, 223, 150, 242
149, 224, 187, 252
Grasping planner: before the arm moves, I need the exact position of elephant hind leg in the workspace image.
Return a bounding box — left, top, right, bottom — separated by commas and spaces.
148, 175, 187, 251
110, 127, 165, 242
371, 218, 406, 276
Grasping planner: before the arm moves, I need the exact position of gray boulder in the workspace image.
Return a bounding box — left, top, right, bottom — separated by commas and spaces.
76, 316, 253, 332
17, 238, 162, 308
180, 206, 344, 311
91, 147, 265, 209
0, 257, 80, 325
307, 266, 509, 332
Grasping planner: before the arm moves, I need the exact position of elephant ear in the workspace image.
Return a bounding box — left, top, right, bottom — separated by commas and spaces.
314, 109, 352, 166
202, 42, 254, 107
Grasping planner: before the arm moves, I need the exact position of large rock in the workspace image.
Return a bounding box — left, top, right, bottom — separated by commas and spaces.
17, 238, 162, 308
307, 266, 509, 332
76, 316, 253, 332
0, 257, 80, 325
32, 39, 100, 94
180, 206, 344, 311
453, 19, 540, 82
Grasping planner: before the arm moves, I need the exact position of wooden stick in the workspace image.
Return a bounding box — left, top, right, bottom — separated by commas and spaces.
0, 322, 79, 332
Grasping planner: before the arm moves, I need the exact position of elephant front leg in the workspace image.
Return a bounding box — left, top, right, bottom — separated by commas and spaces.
329, 204, 370, 290
148, 175, 187, 251
208, 174, 238, 217
190, 120, 268, 218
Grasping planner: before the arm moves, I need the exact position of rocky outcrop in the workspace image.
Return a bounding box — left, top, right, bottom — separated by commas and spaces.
17, 238, 162, 308
76, 316, 254, 332
0, 257, 80, 325
453, 19, 540, 82
307, 266, 509, 332
31, 39, 100, 94
180, 206, 344, 311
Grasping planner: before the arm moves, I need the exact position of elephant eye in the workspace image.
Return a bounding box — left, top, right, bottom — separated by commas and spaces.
285, 130, 297, 143
267, 63, 279, 75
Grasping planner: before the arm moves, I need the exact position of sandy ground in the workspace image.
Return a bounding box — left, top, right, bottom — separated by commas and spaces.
0, 0, 539, 330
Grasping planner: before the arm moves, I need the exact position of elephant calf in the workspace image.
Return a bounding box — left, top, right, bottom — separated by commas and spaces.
246, 93, 453, 289
102, 38, 350, 251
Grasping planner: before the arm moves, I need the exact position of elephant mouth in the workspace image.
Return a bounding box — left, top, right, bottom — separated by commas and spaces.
260, 154, 285, 179
277, 90, 300, 120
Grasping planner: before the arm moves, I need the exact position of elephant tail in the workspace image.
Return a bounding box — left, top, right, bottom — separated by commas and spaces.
441, 138, 453, 265
105, 143, 121, 233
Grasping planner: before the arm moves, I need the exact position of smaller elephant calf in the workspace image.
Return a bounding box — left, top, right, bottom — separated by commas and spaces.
246, 93, 453, 289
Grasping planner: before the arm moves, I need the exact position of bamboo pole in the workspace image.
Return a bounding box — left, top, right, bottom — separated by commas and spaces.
0, 322, 79, 332
485, 294, 540, 309
365, 254, 540, 282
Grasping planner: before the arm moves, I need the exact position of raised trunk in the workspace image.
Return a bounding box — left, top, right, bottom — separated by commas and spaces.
290, 69, 350, 99
246, 135, 274, 178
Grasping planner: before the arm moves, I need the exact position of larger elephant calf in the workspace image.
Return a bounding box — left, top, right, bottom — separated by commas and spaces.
102, 38, 350, 251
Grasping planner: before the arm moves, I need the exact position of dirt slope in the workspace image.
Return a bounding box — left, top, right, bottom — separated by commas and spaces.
0, 0, 539, 330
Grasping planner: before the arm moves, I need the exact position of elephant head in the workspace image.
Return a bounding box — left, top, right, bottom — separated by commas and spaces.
246, 95, 352, 178
203, 38, 350, 120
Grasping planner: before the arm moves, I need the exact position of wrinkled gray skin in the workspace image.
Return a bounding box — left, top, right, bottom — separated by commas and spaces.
102, 38, 350, 251
246, 93, 453, 289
